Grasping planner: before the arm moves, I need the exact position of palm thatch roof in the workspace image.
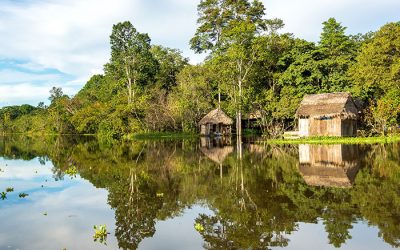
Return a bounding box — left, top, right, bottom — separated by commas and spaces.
199, 108, 233, 125
295, 92, 358, 119
200, 146, 234, 164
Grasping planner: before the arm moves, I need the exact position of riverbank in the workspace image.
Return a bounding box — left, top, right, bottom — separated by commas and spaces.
265, 136, 400, 145
127, 132, 198, 140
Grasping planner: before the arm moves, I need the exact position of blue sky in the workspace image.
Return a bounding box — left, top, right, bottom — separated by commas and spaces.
0, 0, 399, 107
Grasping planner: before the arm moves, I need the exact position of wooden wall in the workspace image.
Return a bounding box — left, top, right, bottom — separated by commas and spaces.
200, 123, 232, 136
298, 117, 357, 137
309, 117, 342, 136
341, 119, 357, 136
298, 118, 309, 137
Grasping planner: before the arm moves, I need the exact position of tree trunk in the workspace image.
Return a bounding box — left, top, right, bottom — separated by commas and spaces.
125, 65, 132, 104
237, 78, 242, 139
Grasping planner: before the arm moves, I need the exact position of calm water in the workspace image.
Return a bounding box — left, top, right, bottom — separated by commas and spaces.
0, 136, 399, 250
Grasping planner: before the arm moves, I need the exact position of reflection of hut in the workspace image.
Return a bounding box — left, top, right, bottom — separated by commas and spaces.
298, 144, 360, 188
200, 146, 234, 165
199, 108, 233, 136
200, 137, 233, 164
247, 144, 265, 154
200, 136, 231, 148
296, 92, 358, 137
200, 138, 233, 179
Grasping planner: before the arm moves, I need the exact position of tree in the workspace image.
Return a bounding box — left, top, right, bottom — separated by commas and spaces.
49, 87, 64, 104
190, 0, 267, 54
318, 18, 357, 92
190, 0, 279, 137
106, 21, 159, 104
168, 65, 215, 131
319, 18, 355, 57
150, 45, 188, 91
350, 22, 400, 132
350, 22, 400, 98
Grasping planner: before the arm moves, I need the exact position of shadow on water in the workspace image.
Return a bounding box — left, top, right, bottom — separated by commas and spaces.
0, 135, 400, 249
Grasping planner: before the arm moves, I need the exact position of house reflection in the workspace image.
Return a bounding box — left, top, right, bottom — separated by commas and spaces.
298, 144, 360, 188
200, 137, 233, 165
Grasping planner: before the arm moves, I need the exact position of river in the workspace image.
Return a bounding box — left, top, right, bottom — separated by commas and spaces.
0, 136, 399, 249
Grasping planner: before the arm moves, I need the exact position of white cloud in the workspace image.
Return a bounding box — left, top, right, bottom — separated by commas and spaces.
0, 68, 63, 84
264, 0, 400, 41
0, 0, 399, 106
0, 82, 76, 106
0, 0, 203, 107
0, 0, 132, 76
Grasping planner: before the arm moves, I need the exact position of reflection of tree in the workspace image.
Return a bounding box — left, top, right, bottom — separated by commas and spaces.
322, 198, 355, 247
351, 143, 400, 247
1, 136, 400, 249
71, 140, 189, 249
108, 170, 162, 250
193, 145, 299, 249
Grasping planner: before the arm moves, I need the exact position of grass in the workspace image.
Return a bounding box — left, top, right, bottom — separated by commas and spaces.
265, 135, 400, 145
129, 132, 198, 140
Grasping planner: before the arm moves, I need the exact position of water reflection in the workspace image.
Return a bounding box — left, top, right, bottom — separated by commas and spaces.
298, 144, 361, 187
200, 137, 233, 165
0, 136, 399, 249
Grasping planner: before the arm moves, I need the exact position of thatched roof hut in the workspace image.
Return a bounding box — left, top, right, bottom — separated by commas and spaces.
296, 92, 358, 119
296, 92, 358, 137
199, 108, 233, 136
199, 108, 233, 126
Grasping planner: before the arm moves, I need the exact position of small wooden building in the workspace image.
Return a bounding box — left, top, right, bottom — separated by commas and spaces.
296, 92, 358, 137
199, 108, 233, 136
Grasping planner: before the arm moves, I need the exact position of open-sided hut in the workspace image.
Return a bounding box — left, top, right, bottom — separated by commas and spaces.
199, 108, 233, 136
296, 92, 358, 137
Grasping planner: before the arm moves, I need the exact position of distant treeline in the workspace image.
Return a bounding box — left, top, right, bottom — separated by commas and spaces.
1, 0, 399, 139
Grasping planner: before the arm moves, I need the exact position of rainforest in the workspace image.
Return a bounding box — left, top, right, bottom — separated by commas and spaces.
0, 0, 399, 139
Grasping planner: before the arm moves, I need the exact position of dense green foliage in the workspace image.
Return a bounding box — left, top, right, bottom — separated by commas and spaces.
0, 0, 399, 137
1, 136, 400, 249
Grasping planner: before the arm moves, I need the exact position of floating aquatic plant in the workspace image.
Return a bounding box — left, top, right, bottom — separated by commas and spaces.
0, 192, 7, 200
93, 224, 108, 245
6, 187, 14, 192
19, 193, 28, 198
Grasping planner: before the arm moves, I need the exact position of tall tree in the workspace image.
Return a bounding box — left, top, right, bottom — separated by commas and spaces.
350, 22, 400, 132
279, 18, 357, 109
150, 45, 189, 91
106, 21, 158, 104
190, 0, 280, 137
49, 87, 64, 104
319, 18, 355, 57
318, 18, 357, 91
